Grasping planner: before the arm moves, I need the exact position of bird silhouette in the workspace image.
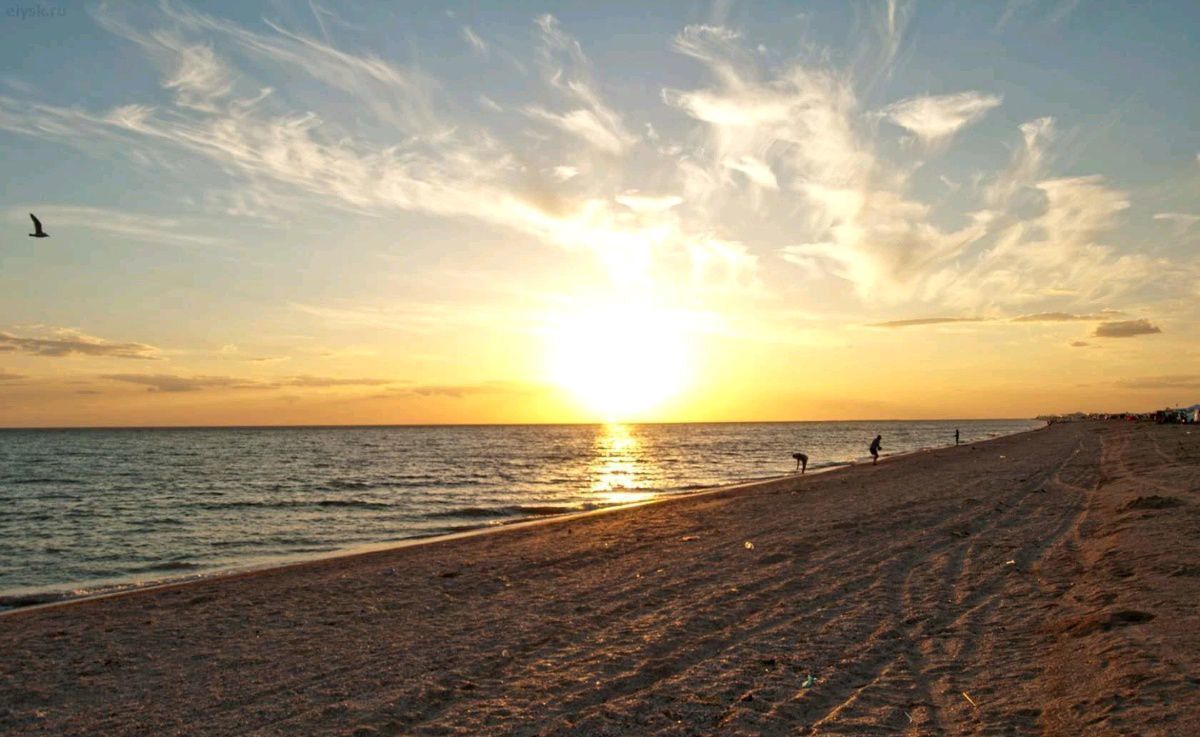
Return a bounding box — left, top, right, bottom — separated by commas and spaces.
28, 213, 49, 238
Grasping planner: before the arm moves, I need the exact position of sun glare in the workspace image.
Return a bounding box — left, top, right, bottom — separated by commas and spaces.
546, 303, 692, 421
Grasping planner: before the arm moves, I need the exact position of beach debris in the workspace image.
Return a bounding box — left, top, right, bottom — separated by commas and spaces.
906, 711, 914, 723
384, 567, 396, 576
962, 691, 978, 707
1005, 559, 1016, 566
802, 674, 818, 688
680, 535, 699, 542
744, 541, 755, 550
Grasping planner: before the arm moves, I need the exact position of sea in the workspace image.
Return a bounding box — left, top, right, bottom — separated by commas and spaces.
0, 419, 1042, 605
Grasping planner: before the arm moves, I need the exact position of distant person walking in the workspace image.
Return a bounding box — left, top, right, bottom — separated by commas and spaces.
869, 435, 882, 464
792, 452, 808, 474
955, 428, 960, 445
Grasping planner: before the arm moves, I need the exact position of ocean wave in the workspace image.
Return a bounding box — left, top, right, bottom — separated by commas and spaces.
424, 502, 608, 520
191, 499, 394, 511
130, 560, 204, 573
210, 535, 325, 549
129, 517, 187, 529
321, 480, 378, 490
422, 506, 511, 519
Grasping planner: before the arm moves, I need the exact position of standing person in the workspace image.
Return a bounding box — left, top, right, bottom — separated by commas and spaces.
792, 452, 808, 474
955, 428, 960, 446
869, 435, 882, 464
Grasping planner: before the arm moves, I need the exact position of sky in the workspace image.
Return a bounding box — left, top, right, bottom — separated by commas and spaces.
1, 0, 1198, 426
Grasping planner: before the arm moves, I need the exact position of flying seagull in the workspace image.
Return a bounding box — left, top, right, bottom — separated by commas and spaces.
28, 213, 49, 238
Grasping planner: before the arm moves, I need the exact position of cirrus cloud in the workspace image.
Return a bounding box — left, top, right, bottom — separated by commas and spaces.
881, 91, 1002, 145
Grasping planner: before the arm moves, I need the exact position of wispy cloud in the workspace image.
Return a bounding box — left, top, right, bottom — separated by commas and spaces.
1011, 311, 1122, 322
102, 373, 264, 392
1153, 212, 1199, 234
881, 91, 1002, 145
283, 375, 394, 388
0, 329, 159, 359
664, 24, 999, 305
997, 0, 1083, 31
660, 20, 1178, 312
1113, 375, 1200, 390
102, 373, 401, 392
394, 381, 537, 399
870, 310, 1131, 328
525, 106, 633, 154
527, 14, 635, 154
461, 26, 488, 55
869, 317, 984, 328
1093, 319, 1162, 338
0, 370, 26, 381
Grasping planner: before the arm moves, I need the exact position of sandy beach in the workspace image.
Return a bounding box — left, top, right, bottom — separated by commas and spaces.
2, 420, 1198, 736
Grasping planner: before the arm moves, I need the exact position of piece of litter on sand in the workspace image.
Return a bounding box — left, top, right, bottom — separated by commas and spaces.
744, 541, 755, 550
1005, 559, 1016, 566
906, 711, 913, 723
680, 535, 699, 542
962, 691, 978, 707
802, 674, 817, 688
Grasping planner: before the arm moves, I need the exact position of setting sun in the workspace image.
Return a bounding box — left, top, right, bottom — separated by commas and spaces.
545, 303, 692, 420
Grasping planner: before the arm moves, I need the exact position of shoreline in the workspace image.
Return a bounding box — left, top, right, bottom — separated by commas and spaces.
0, 464, 851, 615
1, 424, 1043, 615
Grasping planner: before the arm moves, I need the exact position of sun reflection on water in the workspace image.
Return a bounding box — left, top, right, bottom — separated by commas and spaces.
590, 424, 657, 505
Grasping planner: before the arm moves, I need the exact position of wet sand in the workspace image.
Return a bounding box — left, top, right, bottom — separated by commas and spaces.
2, 421, 1198, 736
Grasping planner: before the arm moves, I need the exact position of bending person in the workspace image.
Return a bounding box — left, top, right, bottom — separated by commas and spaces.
792, 452, 808, 474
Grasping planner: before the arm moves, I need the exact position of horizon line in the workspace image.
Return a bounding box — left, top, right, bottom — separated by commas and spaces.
0, 417, 1043, 431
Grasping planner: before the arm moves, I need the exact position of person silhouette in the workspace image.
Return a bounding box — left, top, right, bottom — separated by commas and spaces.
955, 428, 960, 446
792, 452, 808, 474
869, 435, 882, 464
